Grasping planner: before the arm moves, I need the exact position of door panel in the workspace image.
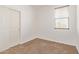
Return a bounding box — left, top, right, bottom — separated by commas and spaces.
0, 6, 20, 51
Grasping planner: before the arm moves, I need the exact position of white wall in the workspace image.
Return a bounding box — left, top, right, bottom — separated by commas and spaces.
32, 5, 78, 48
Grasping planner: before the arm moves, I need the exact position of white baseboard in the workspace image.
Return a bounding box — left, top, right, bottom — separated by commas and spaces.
35, 36, 75, 45
0, 42, 18, 52
1, 36, 79, 53
19, 36, 38, 44
35, 36, 79, 52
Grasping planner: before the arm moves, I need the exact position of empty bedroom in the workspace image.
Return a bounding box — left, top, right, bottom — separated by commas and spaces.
0, 5, 79, 54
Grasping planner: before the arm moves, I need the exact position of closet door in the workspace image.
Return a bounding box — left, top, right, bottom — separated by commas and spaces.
0, 6, 20, 51
9, 8, 20, 46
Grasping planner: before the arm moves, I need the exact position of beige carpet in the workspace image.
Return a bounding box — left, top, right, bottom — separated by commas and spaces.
0, 38, 78, 54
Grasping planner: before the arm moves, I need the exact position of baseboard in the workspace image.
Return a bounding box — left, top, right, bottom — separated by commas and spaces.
0, 42, 18, 52
35, 36, 79, 53
19, 36, 38, 44
36, 36, 75, 45
19, 36, 77, 46
0, 36, 78, 53
0, 36, 37, 52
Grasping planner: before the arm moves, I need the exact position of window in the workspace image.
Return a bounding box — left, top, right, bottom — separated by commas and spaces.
54, 5, 69, 29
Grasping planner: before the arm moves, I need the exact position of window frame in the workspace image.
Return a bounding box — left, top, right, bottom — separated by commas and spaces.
54, 5, 70, 30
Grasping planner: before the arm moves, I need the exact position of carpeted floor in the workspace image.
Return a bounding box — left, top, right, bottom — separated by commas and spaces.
0, 38, 78, 54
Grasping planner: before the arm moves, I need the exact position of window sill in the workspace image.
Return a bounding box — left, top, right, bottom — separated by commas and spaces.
54, 28, 69, 30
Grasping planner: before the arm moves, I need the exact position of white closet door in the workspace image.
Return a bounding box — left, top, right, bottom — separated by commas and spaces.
0, 6, 20, 51
9, 8, 20, 45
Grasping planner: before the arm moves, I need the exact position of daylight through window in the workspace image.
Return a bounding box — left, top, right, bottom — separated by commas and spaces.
55, 5, 69, 29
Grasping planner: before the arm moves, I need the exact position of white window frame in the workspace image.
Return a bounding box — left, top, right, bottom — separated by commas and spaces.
54, 5, 69, 30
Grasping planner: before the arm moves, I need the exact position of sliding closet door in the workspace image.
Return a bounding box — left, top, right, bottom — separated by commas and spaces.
0, 6, 20, 51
